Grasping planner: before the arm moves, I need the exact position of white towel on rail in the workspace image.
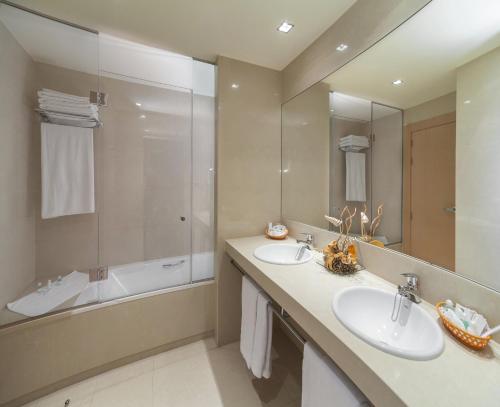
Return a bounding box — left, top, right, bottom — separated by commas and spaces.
41, 123, 95, 219
251, 291, 273, 378
346, 152, 366, 202
302, 342, 370, 407
241, 276, 261, 368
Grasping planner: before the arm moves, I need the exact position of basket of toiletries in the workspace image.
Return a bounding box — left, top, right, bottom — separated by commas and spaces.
436, 300, 495, 350
265, 223, 288, 240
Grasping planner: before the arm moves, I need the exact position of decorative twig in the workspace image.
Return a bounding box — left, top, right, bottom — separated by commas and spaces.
370, 204, 384, 237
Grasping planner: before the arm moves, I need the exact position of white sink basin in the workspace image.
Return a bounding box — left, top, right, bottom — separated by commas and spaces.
254, 243, 313, 265
333, 286, 444, 360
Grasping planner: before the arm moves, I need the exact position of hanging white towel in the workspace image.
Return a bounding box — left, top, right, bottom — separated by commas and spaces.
251, 291, 273, 379
346, 152, 366, 202
240, 276, 273, 379
41, 123, 95, 219
241, 276, 261, 369
302, 343, 370, 407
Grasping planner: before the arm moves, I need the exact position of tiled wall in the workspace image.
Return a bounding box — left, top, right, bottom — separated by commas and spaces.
215, 57, 282, 344
282, 82, 330, 229
456, 47, 500, 291
0, 20, 37, 309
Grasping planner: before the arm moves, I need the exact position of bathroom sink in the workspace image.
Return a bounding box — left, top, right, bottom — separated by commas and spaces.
254, 243, 313, 265
332, 286, 444, 360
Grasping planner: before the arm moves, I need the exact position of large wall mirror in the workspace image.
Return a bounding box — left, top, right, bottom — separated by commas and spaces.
281, 0, 500, 292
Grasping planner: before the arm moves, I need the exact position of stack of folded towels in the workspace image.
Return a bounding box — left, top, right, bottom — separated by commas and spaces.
340, 135, 369, 151
37, 88, 99, 127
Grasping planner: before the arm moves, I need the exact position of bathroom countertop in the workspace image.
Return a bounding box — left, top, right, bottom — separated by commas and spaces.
226, 235, 500, 407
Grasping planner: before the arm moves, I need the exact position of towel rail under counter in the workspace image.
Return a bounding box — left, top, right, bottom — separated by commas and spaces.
230, 259, 306, 346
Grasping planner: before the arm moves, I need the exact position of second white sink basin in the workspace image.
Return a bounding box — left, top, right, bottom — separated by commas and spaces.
254, 243, 313, 265
333, 286, 444, 360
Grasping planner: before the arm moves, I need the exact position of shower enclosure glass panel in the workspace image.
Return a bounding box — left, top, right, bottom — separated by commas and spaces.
0, 3, 100, 326
95, 74, 194, 302
0, 4, 215, 328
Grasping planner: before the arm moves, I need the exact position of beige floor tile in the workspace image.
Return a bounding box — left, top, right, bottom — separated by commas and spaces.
152, 337, 217, 370
37, 378, 96, 407
91, 372, 153, 407
25, 334, 302, 407
93, 355, 155, 392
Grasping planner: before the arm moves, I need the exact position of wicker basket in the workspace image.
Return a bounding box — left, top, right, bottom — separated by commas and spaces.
436, 302, 491, 350
265, 227, 288, 240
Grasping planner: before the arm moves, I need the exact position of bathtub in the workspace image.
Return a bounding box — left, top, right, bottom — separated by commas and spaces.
5, 253, 214, 319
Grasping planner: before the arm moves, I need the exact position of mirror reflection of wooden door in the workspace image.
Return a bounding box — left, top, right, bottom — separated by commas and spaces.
406, 113, 455, 270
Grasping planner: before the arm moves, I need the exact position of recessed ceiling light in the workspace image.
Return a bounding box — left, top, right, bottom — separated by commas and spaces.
464, 100, 471, 104
231, 83, 239, 89
392, 79, 403, 86
135, 102, 142, 107
336, 44, 348, 52
140, 114, 146, 119
330, 109, 335, 112
277, 21, 294, 33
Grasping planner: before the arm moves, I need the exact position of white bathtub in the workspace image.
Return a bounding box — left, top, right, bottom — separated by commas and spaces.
76, 253, 213, 305
6, 253, 213, 318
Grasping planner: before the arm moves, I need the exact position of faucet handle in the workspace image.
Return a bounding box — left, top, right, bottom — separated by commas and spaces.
297, 233, 313, 245
401, 273, 418, 287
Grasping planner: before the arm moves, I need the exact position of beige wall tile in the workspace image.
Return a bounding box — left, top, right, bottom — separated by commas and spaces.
216, 57, 282, 344
456, 47, 500, 291
0, 21, 37, 308
282, 82, 330, 229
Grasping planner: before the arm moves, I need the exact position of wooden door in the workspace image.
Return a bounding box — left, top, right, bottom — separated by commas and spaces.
405, 114, 455, 270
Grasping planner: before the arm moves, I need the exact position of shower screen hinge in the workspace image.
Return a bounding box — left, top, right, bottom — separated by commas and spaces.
371, 133, 376, 143
90, 90, 108, 107
89, 266, 108, 282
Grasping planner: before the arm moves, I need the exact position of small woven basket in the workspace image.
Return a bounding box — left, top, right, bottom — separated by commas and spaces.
264, 227, 288, 240
436, 302, 491, 350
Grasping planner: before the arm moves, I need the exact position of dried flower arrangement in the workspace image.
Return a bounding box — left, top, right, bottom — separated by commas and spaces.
359, 204, 384, 247
323, 206, 359, 274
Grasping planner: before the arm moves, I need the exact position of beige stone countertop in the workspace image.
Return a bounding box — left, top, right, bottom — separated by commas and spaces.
226, 235, 500, 407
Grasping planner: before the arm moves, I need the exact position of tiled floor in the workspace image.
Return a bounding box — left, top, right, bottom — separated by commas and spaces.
23, 329, 302, 407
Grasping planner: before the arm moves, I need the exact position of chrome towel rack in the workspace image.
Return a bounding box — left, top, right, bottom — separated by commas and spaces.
230, 259, 306, 346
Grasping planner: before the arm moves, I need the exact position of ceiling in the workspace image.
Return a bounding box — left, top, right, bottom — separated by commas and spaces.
324, 0, 500, 109
8, 0, 355, 70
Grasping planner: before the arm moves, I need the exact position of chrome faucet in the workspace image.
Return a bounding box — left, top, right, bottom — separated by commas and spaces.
397, 273, 421, 304
296, 233, 313, 248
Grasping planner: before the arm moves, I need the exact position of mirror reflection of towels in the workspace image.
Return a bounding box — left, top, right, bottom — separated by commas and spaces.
346, 152, 366, 202
41, 122, 95, 219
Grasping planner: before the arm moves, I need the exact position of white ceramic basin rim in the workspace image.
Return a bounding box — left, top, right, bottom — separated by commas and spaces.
333, 286, 444, 361
253, 243, 313, 265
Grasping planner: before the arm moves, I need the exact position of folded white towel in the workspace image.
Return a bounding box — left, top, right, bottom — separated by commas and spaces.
38, 96, 91, 106
39, 103, 98, 117
41, 123, 95, 219
302, 342, 369, 407
241, 276, 261, 369
346, 152, 366, 202
251, 291, 273, 378
38, 89, 90, 103
7, 271, 89, 317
